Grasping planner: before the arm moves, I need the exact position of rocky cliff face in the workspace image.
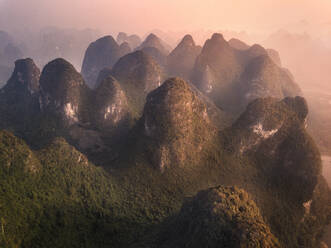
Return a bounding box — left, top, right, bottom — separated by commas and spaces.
141, 78, 218, 171
138, 33, 170, 56
267, 48, 282, 67
167, 34, 201, 81
40, 58, 90, 127
81, 36, 130, 88
0, 58, 41, 127
112, 50, 163, 115
228, 38, 250, 50
2, 58, 40, 94
116, 32, 141, 50
141, 46, 167, 69
238, 55, 301, 109
93, 75, 131, 132
191, 34, 301, 114
192, 33, 242, 93
224, 96, 319, 202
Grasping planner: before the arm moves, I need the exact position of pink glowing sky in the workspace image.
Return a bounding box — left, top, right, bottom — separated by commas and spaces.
0, 0, 331, 35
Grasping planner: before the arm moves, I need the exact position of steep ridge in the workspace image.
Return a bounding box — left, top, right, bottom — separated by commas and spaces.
93, 75, 132, 134
139, 78, 219, 171
228, 38, 250, 50
221, 96, 330, 246
237, 55, 301, 110
191, 34, 301, 114
40, 58, 90, 127
167, 34, 201, 81
138, 33, 170, 56
81, 35, 130, 88
117, 32, 141, 50
111, 50, 163, 116
192, 33, 241, 96
0, 58, 41, 129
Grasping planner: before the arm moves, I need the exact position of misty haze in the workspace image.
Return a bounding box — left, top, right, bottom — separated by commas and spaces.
0, 0, 330, 247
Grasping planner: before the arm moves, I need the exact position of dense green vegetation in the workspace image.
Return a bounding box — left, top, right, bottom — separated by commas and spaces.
0, 94, 330, 247
0, 35, 330, 248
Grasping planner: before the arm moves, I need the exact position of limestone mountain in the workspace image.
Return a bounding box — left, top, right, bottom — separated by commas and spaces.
0, 34, 330, 248
40, 58, 90, 127
191, 33, 242, 105
95, 67, 113, 88
119, 42, 132, 56
220, 96, 329, 247
191, 34, 301, 114
245, 44, 268, 59
223, 96, 320, 200
81, 35, 130, 88
159, 186, 280, 248
237, 55, 301, 110
138, 33, 170, 56
167, 34, 202, 81
111, 50, 163, 115
140, 78, 218, 171
93, 75, 131, 134
0, 58, 41, 128
0, 87, 330, 248
267, 48, 282, 67
141, 46, 167, 69
116, 32, 141, 50
228, 38, 250, 50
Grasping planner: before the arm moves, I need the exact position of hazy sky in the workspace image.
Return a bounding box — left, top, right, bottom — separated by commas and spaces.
0, 0, 331, 35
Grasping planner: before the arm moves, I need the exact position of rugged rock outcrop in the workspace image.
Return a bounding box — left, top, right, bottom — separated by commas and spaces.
191, 33, 242, 104
191, 34, 301, 114
238, 55, 301, 109
2, 58, 40, 94
267, 48, 282, 67
95, 67, 113, 89
119, 42, 132, 56
138, 33, 169, 56
141, 78, 218, 171
112, 50, 163, 115
116, 32, 141, 50
160, 186, 280, 248
93, 75, 131, 132
228, 38, 250, 50
223, 96, 320, 202
246, 44, 268, 59
40, 58, 90, 127
167, 34, 201, 81
141, 46, 167, 69
0, 58, 41, 127
81, 35, 129, 88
